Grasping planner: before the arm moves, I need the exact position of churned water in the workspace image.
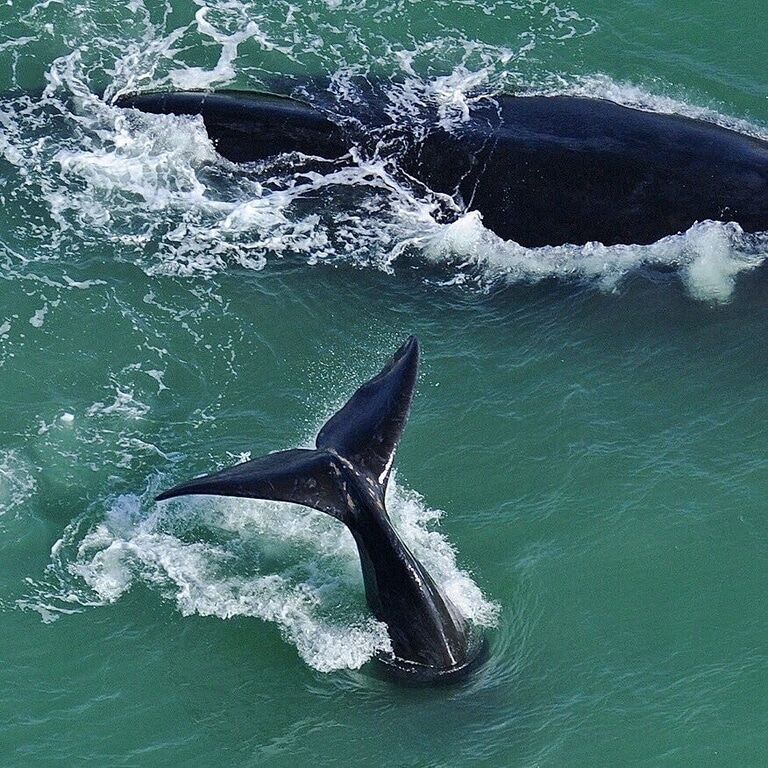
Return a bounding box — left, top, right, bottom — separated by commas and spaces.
1, 0, 767, 766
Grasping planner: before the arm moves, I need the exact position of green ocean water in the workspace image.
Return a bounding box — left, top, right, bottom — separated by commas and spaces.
1, 0, 767, 766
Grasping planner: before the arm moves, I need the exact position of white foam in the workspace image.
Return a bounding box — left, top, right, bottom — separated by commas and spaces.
169, 8, 265, 90
0, 451, 38, 519
87, 386, 150, 420
417, 213, 766, 302
29, 304, 48, 327
53, 110, 221, 214
386, 481, 499, 626
25, 473, 498, 672
681, 224, 763, 302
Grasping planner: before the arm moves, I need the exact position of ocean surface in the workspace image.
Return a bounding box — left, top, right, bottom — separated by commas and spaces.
1, 0, 767, 765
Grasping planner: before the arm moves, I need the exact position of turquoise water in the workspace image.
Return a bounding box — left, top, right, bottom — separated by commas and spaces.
1, 1, 767, 765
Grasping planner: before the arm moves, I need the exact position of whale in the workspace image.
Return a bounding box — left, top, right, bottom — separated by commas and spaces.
155, 336, 485, 682
115, 87, 768, 248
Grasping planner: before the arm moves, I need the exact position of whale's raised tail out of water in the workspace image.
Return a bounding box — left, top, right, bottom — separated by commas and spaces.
156, 336, 485, 682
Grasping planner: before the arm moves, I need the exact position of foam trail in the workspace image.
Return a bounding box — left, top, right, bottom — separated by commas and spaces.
416, 213, 767, 303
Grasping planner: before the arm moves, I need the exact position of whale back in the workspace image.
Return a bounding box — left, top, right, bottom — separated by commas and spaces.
116, 88, 768, 247
115, 90, 350, 163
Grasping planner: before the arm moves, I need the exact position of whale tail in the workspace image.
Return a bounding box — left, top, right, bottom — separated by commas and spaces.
155, 336, 420, 521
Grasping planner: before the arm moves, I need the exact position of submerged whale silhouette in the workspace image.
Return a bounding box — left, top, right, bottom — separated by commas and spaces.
115, 88, 768, 248
155, 336, 484, 681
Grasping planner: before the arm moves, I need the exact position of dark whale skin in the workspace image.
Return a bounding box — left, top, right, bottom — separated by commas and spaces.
155, 337, 486, 683
115, 88, 768, 247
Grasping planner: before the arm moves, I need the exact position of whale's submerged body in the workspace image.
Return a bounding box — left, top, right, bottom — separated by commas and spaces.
115, 88, 768, 248
155, 337, 485, 682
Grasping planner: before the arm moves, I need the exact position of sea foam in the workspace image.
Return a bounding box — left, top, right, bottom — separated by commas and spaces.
22, 474, 498, 672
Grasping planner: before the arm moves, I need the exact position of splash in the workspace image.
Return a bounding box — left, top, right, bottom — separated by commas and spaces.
417, 213, 767, 303
21, 474, 498, 672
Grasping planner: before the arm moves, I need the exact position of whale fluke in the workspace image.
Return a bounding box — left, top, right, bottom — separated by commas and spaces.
155, 336, 484, 681
155, 335, 419, 518
155, 448, 349, 520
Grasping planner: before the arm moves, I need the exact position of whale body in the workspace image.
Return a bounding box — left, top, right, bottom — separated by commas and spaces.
155, 337, 485, 682
115, 88, 768, 248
